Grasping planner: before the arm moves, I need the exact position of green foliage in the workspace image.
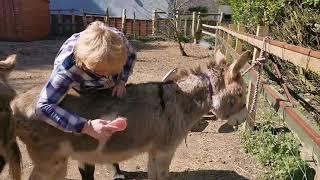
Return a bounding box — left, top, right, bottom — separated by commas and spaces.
202, 35, 215, 46
241, 101, 316, 179
228, 0, 320, 50
229, 0, 286, 28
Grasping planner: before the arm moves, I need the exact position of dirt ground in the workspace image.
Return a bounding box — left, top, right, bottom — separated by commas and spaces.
0, 40, 265, 180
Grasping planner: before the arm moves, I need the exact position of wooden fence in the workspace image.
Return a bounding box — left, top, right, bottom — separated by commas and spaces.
50, 9, 223, 39
153, 11, 222, 40
50, 9, 152, 37
200, 23, 320, 164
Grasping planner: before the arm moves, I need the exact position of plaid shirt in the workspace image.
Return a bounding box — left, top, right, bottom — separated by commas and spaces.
36, 28, 136, 133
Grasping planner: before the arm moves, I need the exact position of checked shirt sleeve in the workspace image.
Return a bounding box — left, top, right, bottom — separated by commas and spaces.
110, 28, 137, 83
119, 42, 136, 83
35, 69, 87, 133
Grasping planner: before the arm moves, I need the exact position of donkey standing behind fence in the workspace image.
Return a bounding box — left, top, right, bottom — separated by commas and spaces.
1, 49, 249, 180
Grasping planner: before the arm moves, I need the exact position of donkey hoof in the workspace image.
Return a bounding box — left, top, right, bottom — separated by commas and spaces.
113, 173, 125, 180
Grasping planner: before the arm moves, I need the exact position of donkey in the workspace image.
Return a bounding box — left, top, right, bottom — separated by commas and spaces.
0, 55, 21, 180
6, 49, 249, 180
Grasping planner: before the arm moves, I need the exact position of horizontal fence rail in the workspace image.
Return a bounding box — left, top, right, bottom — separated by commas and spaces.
201, 23, 320, 163
206, 25, 320, 73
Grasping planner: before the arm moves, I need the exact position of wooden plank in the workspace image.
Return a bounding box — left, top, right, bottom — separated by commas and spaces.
184, 16, 188, 37
235, 24, 245, 53
202, 24, 215, 29
121, 9, 126, 33
227, 24, 235, 46
104, 8, 109, 25
57, 10, 63, 35
247, 26, 269, 129
82, 9, 87, 28
152, 10, 158, 35
133, 11, 136, 38
260, 79, 320, 163
202, 30, 215, 37
71, 9, 76, 33
191, 12, 196, 39
213, 26, 320, 73
225, 24, 236, 58
194, 12, 201, 44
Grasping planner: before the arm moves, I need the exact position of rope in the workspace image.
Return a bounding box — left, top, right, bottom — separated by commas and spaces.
244, 36, 272, 113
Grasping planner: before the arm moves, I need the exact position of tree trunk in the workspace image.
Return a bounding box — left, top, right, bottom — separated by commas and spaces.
177, 37, 188, 56
174, 18, 188, 56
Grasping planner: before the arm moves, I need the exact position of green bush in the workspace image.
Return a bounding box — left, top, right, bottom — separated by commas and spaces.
225, 0, 320, 50
241, 99, 316, 180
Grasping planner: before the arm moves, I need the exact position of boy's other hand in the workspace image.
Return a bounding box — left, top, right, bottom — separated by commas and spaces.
112, 80, 126, 98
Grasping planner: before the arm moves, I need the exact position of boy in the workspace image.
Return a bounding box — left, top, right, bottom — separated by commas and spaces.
36, 21, 136, 139
36, 21, 136, 179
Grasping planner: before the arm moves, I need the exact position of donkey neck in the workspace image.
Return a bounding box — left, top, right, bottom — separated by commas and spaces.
174, 73, 213, 127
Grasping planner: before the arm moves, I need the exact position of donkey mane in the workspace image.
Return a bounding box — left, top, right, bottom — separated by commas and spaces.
167, 58, 229, 81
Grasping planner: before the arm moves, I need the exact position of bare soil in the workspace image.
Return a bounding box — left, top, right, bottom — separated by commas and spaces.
0, 40, 265, 180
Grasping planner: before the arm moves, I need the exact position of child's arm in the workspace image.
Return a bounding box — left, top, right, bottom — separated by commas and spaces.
36, 69, 87, 133
119, 43, 136, 83
110, 27, 137, 83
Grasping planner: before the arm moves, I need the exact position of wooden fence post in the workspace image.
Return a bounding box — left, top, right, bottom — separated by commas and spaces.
121, 9, 127, 33
184, 16, 188, 37
194, 12, 201, 44
105, 8, 109, 25
246, 25, 269, 129
133, 11, 136, 38
218, 12, 224, 25
235, 24, 245, 53
89, 15, 94, 24
82, 9, 87, 29
57, 10, 63, 35
175, 10, 180, 30
225, 24, 236, 56
191, 11, 197, 42
152, 10, 158, 35
71, 9, 76, 33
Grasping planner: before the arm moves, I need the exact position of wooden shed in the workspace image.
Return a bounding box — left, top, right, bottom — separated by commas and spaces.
0, 0, 50, 41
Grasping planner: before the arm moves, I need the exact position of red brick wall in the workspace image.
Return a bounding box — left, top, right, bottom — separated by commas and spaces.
0, 0, 50, 41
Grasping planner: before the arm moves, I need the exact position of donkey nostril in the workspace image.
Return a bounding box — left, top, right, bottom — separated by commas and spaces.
0, 155, 5, 173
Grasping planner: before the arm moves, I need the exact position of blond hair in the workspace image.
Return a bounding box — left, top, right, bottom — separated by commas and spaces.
74, 21, 127, 76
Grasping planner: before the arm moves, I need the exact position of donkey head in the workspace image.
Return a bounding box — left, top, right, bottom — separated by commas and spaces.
209, 49, 249, 126
0, 55, 21, 180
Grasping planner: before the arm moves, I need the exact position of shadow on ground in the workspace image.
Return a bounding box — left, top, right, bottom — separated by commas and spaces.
121, 169, 248, 180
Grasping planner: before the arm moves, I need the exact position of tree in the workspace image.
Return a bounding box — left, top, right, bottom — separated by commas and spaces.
156, 0, 191, 56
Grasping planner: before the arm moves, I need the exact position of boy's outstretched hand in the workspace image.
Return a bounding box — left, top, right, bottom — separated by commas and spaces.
81, 117, 127, 140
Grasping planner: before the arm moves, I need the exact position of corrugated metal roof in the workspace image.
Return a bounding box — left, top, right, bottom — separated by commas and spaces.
50, 0, 171, 20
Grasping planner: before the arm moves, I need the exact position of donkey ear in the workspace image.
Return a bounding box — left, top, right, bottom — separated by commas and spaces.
229, 51, 250, 78
213, 48, 226, 65
0, 54, 17, 72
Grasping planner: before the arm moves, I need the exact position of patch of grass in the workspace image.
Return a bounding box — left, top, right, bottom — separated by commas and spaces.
241, 97, 316, 180
202, 35, 215, 46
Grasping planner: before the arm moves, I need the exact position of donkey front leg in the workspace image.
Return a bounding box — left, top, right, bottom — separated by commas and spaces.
29, 156, 68, 180
78, 162, 124, 180
78, 162, 95, 180
148, 150, 175, 180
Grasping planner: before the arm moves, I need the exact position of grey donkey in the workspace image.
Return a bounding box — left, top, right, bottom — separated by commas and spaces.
1, 49, 249, 180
